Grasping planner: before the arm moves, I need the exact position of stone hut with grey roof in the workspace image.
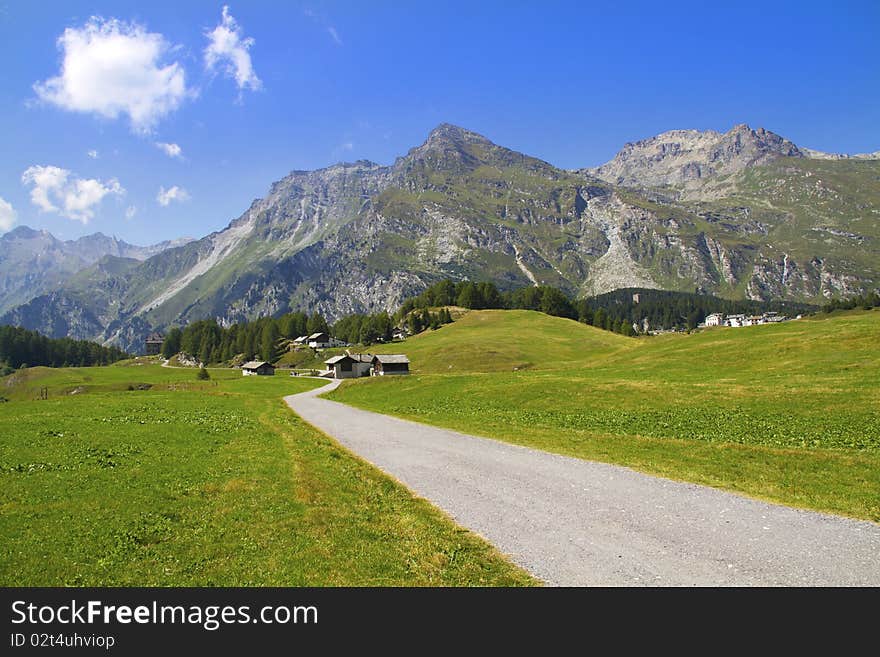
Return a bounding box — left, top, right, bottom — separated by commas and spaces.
241, 361, 275, 376
324, 353, 373, 379
371, 354, 410, 376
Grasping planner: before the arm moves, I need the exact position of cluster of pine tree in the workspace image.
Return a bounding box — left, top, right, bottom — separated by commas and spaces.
0, 325, 129, 371
161, 312, 329, 365
584, 288, 816, 332
399, 280, 502, 313
822, 292, 880, 313
161, 291, 464, 367
319, 305, 456, 346
331, 312, 395, 345
404, 307, 453, 335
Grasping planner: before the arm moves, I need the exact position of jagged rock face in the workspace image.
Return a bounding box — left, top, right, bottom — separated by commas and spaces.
252, 160, 393, 251
578, 193, 659, 295
587, 124, 804, 188
746, 255, 866, 301
2, 123, 878, 352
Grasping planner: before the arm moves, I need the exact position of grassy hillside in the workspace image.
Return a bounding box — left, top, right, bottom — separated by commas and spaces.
371, 309, 634, 373
0, 363, 534, 586
329, 308, 880, 522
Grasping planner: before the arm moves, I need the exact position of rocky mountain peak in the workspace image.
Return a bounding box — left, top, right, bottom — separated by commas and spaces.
3, 225, 45, 240
399, 123, 495, 168
589, 123, 804, 188
718, 124, 802, 158
398, 123, 558, 179
425, 123, 492, 147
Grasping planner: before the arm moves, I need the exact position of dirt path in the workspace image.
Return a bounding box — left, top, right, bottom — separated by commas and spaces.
285, 380, 880, 586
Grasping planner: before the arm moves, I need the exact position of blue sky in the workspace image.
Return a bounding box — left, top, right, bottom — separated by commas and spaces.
1, 0, 878, 245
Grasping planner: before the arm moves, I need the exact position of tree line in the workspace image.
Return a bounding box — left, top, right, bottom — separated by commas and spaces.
331, 312, 395, 346
0, 325, 129, 372
153, 278, 841, 367
154, 279, 862, 367
161, 312, 330, 365
822, 292, 880, 313
583, 288, 816, 332
396, 279, 818, 334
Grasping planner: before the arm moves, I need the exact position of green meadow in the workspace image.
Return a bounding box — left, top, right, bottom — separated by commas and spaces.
3, 307, 877, 586
0, 363, 534, 586
330, 309, 880, 522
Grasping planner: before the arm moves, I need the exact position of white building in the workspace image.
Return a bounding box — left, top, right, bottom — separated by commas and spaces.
714, 312, 789, 328
705, 312, 725, 327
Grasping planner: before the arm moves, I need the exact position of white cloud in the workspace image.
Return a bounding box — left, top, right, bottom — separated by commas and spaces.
341, 141, 354, 151
0, 197, 17, 232
327, 26, 343, 46
157, 185, 190, 206
125, 205, 137, 220
87, 149, 99, 159
22, 166, 68, 213
204, 6, 261, 93
155, 141, 182, 159
34, 17, 189, 133
21, 165, 124, 223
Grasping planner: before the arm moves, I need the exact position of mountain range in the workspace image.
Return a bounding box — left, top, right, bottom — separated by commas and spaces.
2, 122, 878, 352
0, 227, 193, 316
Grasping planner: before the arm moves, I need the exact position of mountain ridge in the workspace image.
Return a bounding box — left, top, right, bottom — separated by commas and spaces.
3, 122, 878, 353
0, 227, 194, 316
586, 123, 878, 188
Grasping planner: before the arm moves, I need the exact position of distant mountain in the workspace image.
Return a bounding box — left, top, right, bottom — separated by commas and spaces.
2, 123, 878, 353
585, 124, 803, 187
585, 123, 879, 188
0, 226, 193, 315
799, 147, 880, 161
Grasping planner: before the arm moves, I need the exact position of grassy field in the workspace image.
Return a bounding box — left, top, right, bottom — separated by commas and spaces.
0, 362, 534, 586
329, 309, 880, 522
370, 309, 635, 373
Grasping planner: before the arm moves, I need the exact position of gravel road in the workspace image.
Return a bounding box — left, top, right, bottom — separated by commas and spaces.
285, 380, 880, 586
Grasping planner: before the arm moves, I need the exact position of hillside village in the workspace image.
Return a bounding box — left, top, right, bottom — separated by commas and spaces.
240, 350, 410, 379
151, 323, 412, 379
701, 311, 799, 328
